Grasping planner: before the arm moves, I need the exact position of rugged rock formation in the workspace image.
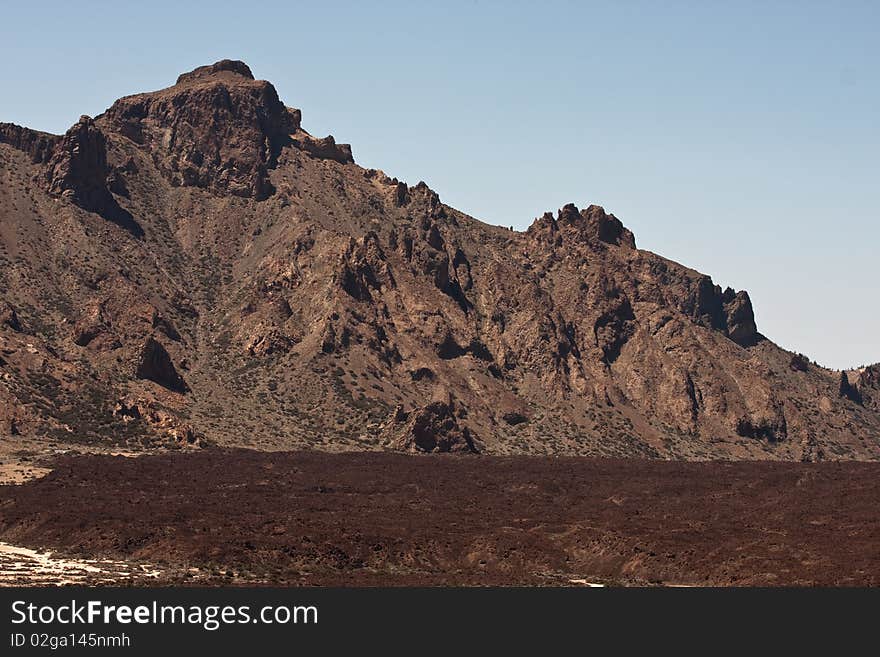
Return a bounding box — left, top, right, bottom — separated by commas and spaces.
104, 61, 295, 199
113, 396, 200, 446
838, 371, 862, 404
1, 60, 878, 459
0, 123, 59, 164
388, 395, 479, 454
722, 289, 759, 347
290, 133, 354, 164
0, 303, 22, 332
789, 353, 811, 372
175, 59, 256, 84
856, 365, 880, 410
40, 116, 141, 234
103, 59, 320, 200
135, 338, 188, 393
45, 116, 111, 209
527, 203, 636, 249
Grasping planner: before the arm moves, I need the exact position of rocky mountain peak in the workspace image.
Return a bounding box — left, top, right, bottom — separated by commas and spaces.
99, 60, 354, 200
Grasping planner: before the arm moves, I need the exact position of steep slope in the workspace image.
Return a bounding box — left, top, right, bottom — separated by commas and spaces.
1, 60, 878, 460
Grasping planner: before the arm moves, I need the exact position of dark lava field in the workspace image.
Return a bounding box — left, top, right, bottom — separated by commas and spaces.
1, 450, 878, 586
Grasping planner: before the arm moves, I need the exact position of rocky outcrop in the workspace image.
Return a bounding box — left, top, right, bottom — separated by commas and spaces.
0, 302, 22, 332
245, 328, 296, 358
134, 338, 188, 393
528, 203, 636, 249
0, 393, 24, 436
337, 232, 393, 301
103, 60, 301, 200
0, 123, 59, 164
113, 397, 200, 446
45, 116, 112, 211
857, 365, 880, 411
393, 200, 473, 314
721, 288, 758, 347
502, 411, 528, 426
789, 353, 811, 372
175, 59, 255, 84
839, 371, 862, 404
238, 284, 299, 358
42, 116, 142, 234
593, 292, 635, 365
678, 277, 758, 347
290, 132, 354, 164
735, 413, 787, 443
388, 395, 479, 454
564, 203, 637, 248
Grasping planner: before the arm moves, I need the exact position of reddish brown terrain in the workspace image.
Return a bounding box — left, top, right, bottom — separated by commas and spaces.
1, 59, 878, 461
1, 60, 879, 588
1, 450, 878, 586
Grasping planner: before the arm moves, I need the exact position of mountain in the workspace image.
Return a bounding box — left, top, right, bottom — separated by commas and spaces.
1, 60, 878, 460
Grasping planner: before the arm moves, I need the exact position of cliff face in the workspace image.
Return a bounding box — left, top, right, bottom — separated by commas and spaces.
103, 60, 299, 200
1, 60, 877, 459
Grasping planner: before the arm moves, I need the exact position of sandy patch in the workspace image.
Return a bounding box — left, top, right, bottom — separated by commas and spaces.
0, 462, 52, 485
0, 542, 162, 586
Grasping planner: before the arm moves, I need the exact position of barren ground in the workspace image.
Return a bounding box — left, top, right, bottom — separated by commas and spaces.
0, 449, 878, 586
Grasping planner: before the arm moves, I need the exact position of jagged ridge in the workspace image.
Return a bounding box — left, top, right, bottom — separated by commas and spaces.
0, 60, 878, 460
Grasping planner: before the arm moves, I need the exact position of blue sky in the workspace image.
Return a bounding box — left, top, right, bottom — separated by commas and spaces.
1, 1, 877, 368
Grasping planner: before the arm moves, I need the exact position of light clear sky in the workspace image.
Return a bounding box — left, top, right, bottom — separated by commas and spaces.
1, 1, 877, 369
